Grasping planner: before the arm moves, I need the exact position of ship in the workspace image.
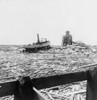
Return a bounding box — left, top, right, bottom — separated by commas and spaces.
23, 34, 51, 53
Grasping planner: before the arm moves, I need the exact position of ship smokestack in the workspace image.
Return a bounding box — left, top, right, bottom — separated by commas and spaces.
37, 34, 40, 43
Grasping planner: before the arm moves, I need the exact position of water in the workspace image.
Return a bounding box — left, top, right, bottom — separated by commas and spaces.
0, 45, 96, 100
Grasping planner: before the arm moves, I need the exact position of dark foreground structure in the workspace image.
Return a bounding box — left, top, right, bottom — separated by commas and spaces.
0, 64, 97, 100
23, 34, 51, 53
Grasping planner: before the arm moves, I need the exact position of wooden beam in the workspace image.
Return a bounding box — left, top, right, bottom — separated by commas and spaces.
0, 81, 17, 97
32, 87, 48, 100
33, 71, 87, 89
0, 71, 86, 97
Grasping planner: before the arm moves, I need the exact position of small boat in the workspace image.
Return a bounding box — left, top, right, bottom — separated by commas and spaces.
23, 34, 51, 53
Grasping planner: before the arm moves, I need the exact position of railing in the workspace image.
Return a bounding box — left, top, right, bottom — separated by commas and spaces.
0, 63, 97, 100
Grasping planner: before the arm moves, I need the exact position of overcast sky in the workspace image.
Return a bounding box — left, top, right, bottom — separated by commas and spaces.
0, 0, 97, 45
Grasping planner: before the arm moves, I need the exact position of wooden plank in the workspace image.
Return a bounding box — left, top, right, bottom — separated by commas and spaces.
33, 71, 87, 89
0, 81, 17, 97
0, 71, 87, 97
32, 87, 48, 100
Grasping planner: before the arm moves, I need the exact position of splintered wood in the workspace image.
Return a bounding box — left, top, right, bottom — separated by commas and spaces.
40, 81, 86, 100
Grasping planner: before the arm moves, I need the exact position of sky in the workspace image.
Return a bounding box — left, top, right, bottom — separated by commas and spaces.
0, 0, 97, 45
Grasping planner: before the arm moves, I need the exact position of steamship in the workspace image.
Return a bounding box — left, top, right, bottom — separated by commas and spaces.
23, 34, 51, 53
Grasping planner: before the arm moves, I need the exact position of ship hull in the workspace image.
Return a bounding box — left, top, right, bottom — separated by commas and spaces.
24, 45, 51, 53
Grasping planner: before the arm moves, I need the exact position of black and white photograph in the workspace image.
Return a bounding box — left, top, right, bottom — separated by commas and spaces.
0, 0, 97, 100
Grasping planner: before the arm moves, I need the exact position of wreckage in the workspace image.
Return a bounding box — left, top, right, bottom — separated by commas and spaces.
23, 34, 51, 53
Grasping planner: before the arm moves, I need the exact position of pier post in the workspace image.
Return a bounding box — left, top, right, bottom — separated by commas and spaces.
14, 76, 46, 100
